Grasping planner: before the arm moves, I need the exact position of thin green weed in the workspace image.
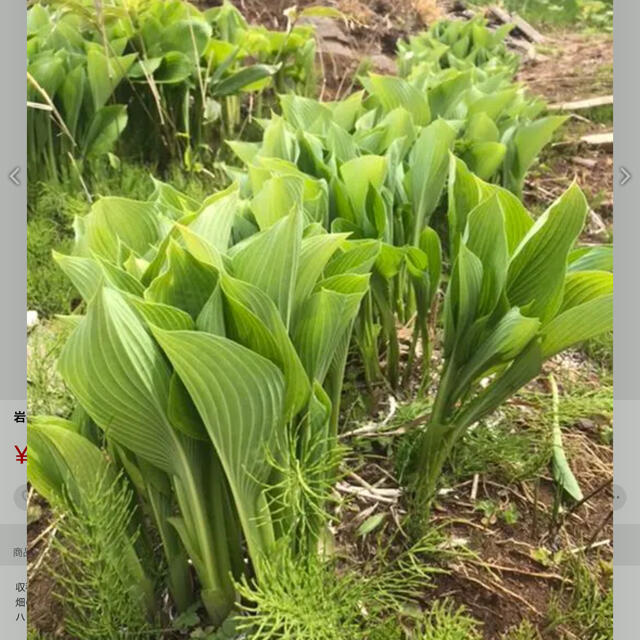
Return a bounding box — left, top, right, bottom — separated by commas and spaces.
500, 619, 542, 640
50, 469, 155, 640
546, 555, 612, 639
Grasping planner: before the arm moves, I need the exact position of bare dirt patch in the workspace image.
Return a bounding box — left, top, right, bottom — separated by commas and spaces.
519, 32, 613, 224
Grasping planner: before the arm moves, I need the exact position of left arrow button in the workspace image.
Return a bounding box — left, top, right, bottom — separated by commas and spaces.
8, 167, 21, 186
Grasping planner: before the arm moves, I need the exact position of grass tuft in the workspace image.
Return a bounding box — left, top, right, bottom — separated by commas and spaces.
546, 555, 612, 639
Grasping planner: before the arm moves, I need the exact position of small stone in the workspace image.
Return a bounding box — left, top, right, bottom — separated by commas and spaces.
27, 310, 39, 330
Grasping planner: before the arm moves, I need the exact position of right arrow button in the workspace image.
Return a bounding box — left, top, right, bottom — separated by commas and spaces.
620, 166, 632, 186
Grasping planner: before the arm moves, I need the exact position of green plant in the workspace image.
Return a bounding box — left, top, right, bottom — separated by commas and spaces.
235, 540, 436, 640
408, 158, 612, 518
27, 160, 223, 317
415, 599, 483, 639
472, 0, 613, 32
474, 498, 521, 526
26, 0, 316, 181
501, 619, 542, 640
397, 19, 566, 196
398, 17, 520, 76
29, 181, 376, 624
224, 29, 567, 388
547, 556, 612, 639
28, 417, 156, 638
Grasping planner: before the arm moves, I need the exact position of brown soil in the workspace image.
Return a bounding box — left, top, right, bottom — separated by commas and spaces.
336, 352, 612, 639
28, 494, 65, 636
518, 33, 613, 224
519, 34, 613, 105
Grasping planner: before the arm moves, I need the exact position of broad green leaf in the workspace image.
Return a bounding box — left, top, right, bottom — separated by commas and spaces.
196, 283, 226, 336
375, 244, 406, 281
231, 207, 302, 328
53, 251, 102, 302
176, 224, 224, 269
504, 116, 568, 195
507, 183, 587, 323
447, 154, 483, 257
340, 155, 388, 217
443, 242, 483, 355
96, 256, 145, 296
568, 245, 613, 273
428, 70, 472, 119
212, 64, 278, 96
127, 296, 195, 331
227, 140, 260, 165
407, 119, 456, 242
259, 116, 297, 162
58, 287, 176, 473
145, 240, 218, 319
160, 19, 212, 60
151, 327, 285, 561
74, 197, 161, 262
221, 274, 310, 417
463, 194, 508, 315
28, 53, 66, 98
466, 111, 499, 143
189, 183, 239, 251
168, 373, 208, 441
155, 51, 193, 83
60, 65, 86, 139
541, 294, 613, 358
87, 49, 137, 110
324, 239, 381, 277
463, 142, 506, 181
294, 232, 349, 316
452, 308, 541, 400
83, 105, 129, 157
280, 94, 332, 134
151, 178, 200, 221
325, 122, 359, 163
495, 187, 533, 255
419, 227, 442, 306
28, 417, 112, 506
329, 90, 364, 131
559, 271, 613, 313
250, 175, 304, 230
293, 274, 369, 383
362, 74, 431, 126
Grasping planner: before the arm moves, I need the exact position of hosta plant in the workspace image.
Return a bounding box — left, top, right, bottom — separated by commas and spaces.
225, 53, 566, 387
408, 157, 613, 518
28, 182, 377, 624
397, 17, 520, 77
26, 0, 317, 181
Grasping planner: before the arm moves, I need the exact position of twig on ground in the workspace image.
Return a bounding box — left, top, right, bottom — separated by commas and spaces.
453, 565, 543, 617
470, 474, 480, 502
568, 539, 611, 555
336, 482, 398, 504
28, 517, 63, 553
28, 526, 58, 580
